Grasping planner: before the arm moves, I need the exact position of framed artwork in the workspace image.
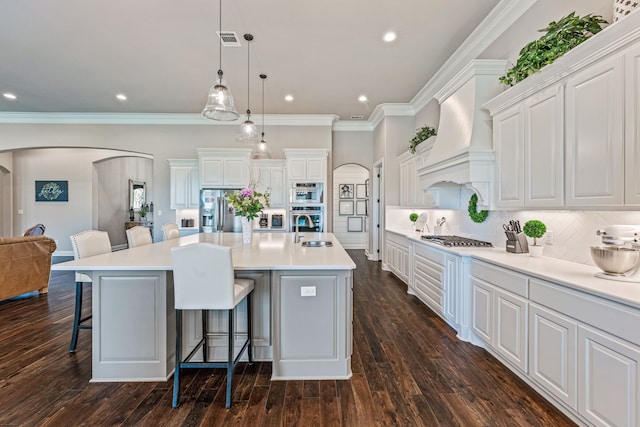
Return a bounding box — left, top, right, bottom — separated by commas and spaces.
339, 184, 354, 199
356, 200, 367, 216
356, 184, 367, 199
347, 216, 363, 232
35, 180, 68, 202
339, 200, 354, 215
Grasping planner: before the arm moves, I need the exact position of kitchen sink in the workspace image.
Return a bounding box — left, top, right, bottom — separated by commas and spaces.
301, 240, 333, 247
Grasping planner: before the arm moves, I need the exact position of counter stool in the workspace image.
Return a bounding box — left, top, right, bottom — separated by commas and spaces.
170, 243, 254, 408
69, 230, 112, 352
162, 223, 180, 240
126, 225, 152, 247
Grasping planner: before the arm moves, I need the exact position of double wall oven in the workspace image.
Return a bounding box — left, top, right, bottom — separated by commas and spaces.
289, 182, 324, 232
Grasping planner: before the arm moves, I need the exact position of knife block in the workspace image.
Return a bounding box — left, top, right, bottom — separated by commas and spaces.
506, 232, 529, 253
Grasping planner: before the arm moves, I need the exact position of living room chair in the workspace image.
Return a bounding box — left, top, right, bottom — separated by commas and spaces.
69, 230, 112, 352
126, 226, 152, 247
170, 243, 254, 408
162, 223, 180, 240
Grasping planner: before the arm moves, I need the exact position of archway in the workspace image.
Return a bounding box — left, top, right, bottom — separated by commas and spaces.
332, 163, 369, 250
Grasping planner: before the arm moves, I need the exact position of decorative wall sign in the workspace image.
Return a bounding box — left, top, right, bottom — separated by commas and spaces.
35, 180, 68, 202
347, 216, 363, 232
356, 200, 367, 216
339, 184, 354, 199
339, 200, 354, 215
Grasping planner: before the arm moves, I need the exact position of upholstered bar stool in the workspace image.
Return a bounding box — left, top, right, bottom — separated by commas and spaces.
162, 223, 180, 240
126, 225, 152, 247
170, 243, 254, 408
69, 230, 112, 352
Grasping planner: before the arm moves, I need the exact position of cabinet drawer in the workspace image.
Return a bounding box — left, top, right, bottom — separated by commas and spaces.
470, 260, 528, 298
415, 243, 445, 265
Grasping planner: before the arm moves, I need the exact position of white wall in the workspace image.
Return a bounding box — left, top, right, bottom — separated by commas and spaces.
0, 152, 13, 236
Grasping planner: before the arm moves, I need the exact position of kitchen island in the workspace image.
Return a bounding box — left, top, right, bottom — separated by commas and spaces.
53, 232, 355, 382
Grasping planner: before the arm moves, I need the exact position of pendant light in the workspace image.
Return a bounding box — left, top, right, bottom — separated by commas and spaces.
252, 74, 271, 159
237, 34, 259, 143
201, 0, 239, 121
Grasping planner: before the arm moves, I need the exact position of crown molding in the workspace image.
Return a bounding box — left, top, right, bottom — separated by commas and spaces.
410, 0, 537, 113
0, 112, 339, 126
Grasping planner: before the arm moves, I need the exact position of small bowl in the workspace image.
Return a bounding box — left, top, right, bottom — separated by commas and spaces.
590, 246, 640, 275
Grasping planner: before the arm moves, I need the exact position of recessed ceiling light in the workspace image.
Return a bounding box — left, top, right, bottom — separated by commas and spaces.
358, 95, 368, 102
3, 93, 17, 100
116, 93, 127, 101
383, 31, 397, 42
284, 94, 294, 102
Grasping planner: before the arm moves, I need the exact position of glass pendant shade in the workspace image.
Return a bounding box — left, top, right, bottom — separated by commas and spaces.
238, 111, 259, 143
251, 134, 271, 159
202, 71, 239, 121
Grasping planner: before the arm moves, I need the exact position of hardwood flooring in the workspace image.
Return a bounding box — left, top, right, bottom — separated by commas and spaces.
0, 250, 576, 426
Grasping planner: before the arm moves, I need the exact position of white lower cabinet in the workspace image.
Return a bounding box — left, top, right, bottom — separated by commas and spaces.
470, 260, 528, 373
529, 302, 577, 410
578, 324, 640, 427
385, 232, 410, 284
413, 244, 445, 313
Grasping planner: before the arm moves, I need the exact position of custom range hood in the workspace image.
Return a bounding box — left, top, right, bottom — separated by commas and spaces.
417, 60, 508, 208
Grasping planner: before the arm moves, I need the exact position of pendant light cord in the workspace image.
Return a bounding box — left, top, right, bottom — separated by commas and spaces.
261, 74, 266, 138
246, 37, 251, 114
218, 0, 222, 77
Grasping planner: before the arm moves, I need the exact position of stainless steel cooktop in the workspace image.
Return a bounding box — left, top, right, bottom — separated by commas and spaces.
421, 235, 493, 247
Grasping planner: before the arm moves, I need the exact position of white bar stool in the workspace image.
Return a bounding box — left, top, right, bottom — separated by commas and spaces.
69, 230, 112, 352
170, 242, 254, 408
162, 223, 180, 240
126, 225, 152, 247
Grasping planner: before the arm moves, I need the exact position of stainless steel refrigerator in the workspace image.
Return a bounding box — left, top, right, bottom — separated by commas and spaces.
200, 189, 241, 233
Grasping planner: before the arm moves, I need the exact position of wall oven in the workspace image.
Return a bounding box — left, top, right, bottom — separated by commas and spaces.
291, 182, 323, 204
289, 206, 323, 232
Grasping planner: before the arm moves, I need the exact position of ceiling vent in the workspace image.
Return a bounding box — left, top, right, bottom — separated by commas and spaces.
350, 115, 364, 120
217, 31, 241, 47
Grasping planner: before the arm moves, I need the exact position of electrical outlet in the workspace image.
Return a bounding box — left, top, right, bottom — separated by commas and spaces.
545, 230, 554, 245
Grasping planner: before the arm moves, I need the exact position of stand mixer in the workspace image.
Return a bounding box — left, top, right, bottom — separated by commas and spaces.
592, 225, 640, 282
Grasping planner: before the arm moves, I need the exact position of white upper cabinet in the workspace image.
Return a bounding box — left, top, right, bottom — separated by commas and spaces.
485, 12, 640, 209
565, 55, 625, 207
168, 159, 200, 209
398, 139, 434, 208
625, 44, 640, 205
283, 149, 328, 182
251, 159, 286, 208
197, 148, 252, 188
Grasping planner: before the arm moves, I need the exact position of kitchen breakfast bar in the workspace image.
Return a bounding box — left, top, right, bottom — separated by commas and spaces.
53, 232, 355, 383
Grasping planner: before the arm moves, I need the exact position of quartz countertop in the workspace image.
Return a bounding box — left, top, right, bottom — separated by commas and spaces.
386, 228, 640, 309
53, 232, 355, 271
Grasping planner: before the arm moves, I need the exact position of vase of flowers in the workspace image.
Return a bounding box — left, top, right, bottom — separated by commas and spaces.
226, 187, 270, 244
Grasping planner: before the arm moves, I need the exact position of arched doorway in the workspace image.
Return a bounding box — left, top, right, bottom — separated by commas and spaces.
332, 164, 369, 250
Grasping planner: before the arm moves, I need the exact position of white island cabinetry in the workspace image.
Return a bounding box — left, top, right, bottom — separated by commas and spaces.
53, 232, 355, 383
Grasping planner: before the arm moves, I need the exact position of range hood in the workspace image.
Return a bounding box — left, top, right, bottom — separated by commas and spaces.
417, 60, 508, 208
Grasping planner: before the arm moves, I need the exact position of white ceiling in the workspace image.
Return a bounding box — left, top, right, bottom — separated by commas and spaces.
0, 0, 501, 121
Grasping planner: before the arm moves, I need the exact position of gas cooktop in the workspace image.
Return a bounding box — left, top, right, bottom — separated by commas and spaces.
421, 235, 493, 247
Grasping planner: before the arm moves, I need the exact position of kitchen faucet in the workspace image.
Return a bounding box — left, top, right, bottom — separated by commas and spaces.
294, 214, 313, 243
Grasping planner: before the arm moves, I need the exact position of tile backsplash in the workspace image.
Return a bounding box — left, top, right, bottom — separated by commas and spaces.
386, 206, 640, 266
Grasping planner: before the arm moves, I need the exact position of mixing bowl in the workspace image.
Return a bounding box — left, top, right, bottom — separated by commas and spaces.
590, 246, 640, 275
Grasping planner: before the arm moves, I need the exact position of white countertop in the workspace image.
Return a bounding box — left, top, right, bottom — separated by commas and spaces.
53, 232, 355, 271
386, 228, 640, 309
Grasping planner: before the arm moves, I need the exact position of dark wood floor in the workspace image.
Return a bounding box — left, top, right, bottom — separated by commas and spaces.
0, 250, 576, 426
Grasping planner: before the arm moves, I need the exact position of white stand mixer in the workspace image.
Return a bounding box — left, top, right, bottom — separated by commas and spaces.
593, 225, 640, 282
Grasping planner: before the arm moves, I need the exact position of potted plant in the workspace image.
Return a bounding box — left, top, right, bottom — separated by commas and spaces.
409, 126, 437, 154
499, 12, 607, 86
139, 206, 148, 220
523, 219, 547, 257
409, 212, 419, 230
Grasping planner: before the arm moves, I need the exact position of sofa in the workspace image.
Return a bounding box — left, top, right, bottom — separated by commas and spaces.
0, 235, 57, 301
